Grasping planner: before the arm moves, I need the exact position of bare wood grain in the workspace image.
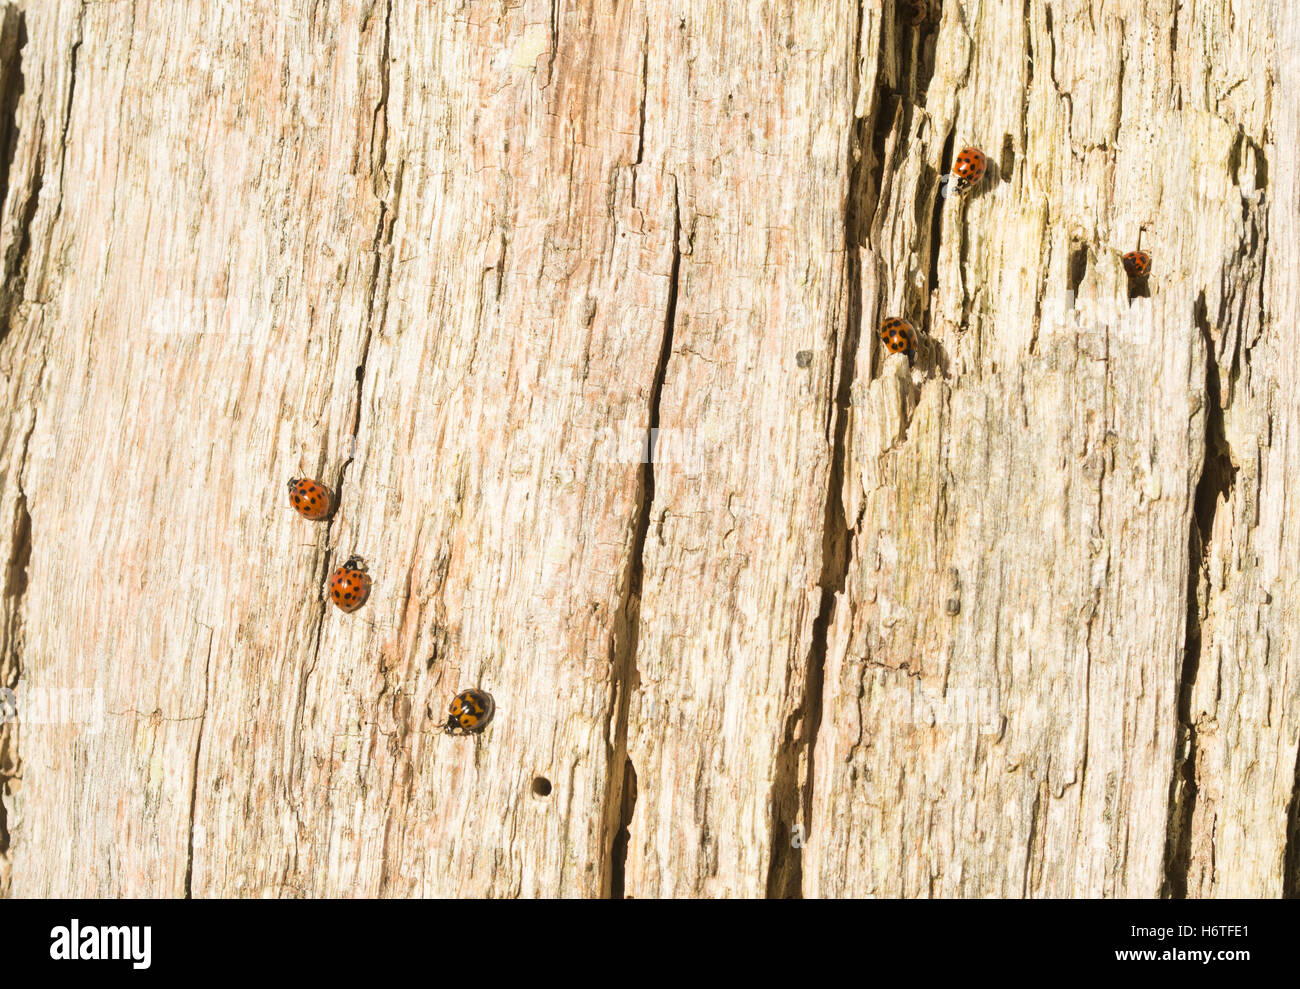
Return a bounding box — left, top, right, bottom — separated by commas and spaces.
0, 0, 1296, 899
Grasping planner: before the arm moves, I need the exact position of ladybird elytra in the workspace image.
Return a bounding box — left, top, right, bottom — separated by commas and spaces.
878, 317, 915, 355
444, 689, 495, 736
287, 477, 333, 521
1122, 250, 1151, 278
328, 554, 372, 613
952, 146, 987, 195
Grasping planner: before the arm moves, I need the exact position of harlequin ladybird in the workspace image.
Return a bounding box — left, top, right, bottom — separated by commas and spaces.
901, 0, 928, 25
328, 555, 372, 613
879, 317, 915, 355
1122, 250, 1151, 278
287, 477, 332, 521
444, 689, 495, 736
953, 146, 987, 195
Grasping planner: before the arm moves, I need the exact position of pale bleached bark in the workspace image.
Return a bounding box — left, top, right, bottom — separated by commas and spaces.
0, 0, 1295, 898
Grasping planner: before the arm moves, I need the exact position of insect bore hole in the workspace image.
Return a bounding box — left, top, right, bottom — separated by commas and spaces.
531, 776, 552, 797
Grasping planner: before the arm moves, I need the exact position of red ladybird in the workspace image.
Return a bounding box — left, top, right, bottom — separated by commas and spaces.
287, 477, 333, 521
902, 0, 928, 25
1122, 250, 1151, 278
953, 146, 987, 195
329, 555, 372, 613
879, 317, 915, 355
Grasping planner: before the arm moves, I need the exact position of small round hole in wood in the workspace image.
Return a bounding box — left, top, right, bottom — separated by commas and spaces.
531, 776, 552, 797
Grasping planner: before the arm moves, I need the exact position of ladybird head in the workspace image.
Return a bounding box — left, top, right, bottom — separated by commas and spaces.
342, 555, 367, 573
443, 711, 481, 735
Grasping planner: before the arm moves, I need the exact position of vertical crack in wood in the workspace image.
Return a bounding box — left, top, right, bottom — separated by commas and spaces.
905, 1, 947, 361
545, 0, 559, 87
1022, 784, 1044, 897
924, 126, 954, 344
1022, 0, 1034, 138
292, 5, 396, 807
0, 397, 37, 896
0, 3, 34, 897
608, 758, 637, 897
1285, 745, 1300, 898
766, 1, 875, 900
0, 154, 37, 349
0, 491, 30, 895
50, 4, 81, 228
605, 179, 680, 898
0, 4, 23, 221
182, 625, 213, 898
324, 6, 395, 632
0, 6, 32, 347
1066, 239, 1089, 297
1164, 292, 1235, 897
628, 17, 648, 209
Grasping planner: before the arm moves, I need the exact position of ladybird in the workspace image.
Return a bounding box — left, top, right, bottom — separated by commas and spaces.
901, 0, 928, 25
287, 477, 333, 521
879, 317, 915, 355
328, 555, 372, 613
1122, 250, 1151, 278
953, 146, 987, 195
444, 689, 495, 736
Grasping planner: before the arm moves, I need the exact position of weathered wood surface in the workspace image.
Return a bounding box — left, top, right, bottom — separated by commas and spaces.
0, 0, 1295, 898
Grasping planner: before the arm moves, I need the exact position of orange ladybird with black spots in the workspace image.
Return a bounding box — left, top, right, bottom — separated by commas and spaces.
287, 477, 333, 521
444, 689, 495, 736
329, 555, 372, 613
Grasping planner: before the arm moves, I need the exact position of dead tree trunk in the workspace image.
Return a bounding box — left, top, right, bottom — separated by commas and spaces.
0, 0, 1296, 898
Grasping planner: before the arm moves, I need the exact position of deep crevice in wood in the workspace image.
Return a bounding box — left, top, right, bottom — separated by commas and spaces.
1164, 292, 1237, 898
1285, 744, 1300, 898
3, 491, 28, 630
0, 492, 29, 854
0, 6, 29, 348
924, 126, 955, 346
545, 0, 559, 85
1066, 240, 1088, 297
898, 0, 938, 102
182, 627, 214, 899
608, 758, 636, 896
0, 431, 32, 894
0, 153, 37, 346
863, 94, 899, 383
291, 11, 396, 844
766, 3, 891, 899
0, 4, 24, 222
604, 180, 680, 898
